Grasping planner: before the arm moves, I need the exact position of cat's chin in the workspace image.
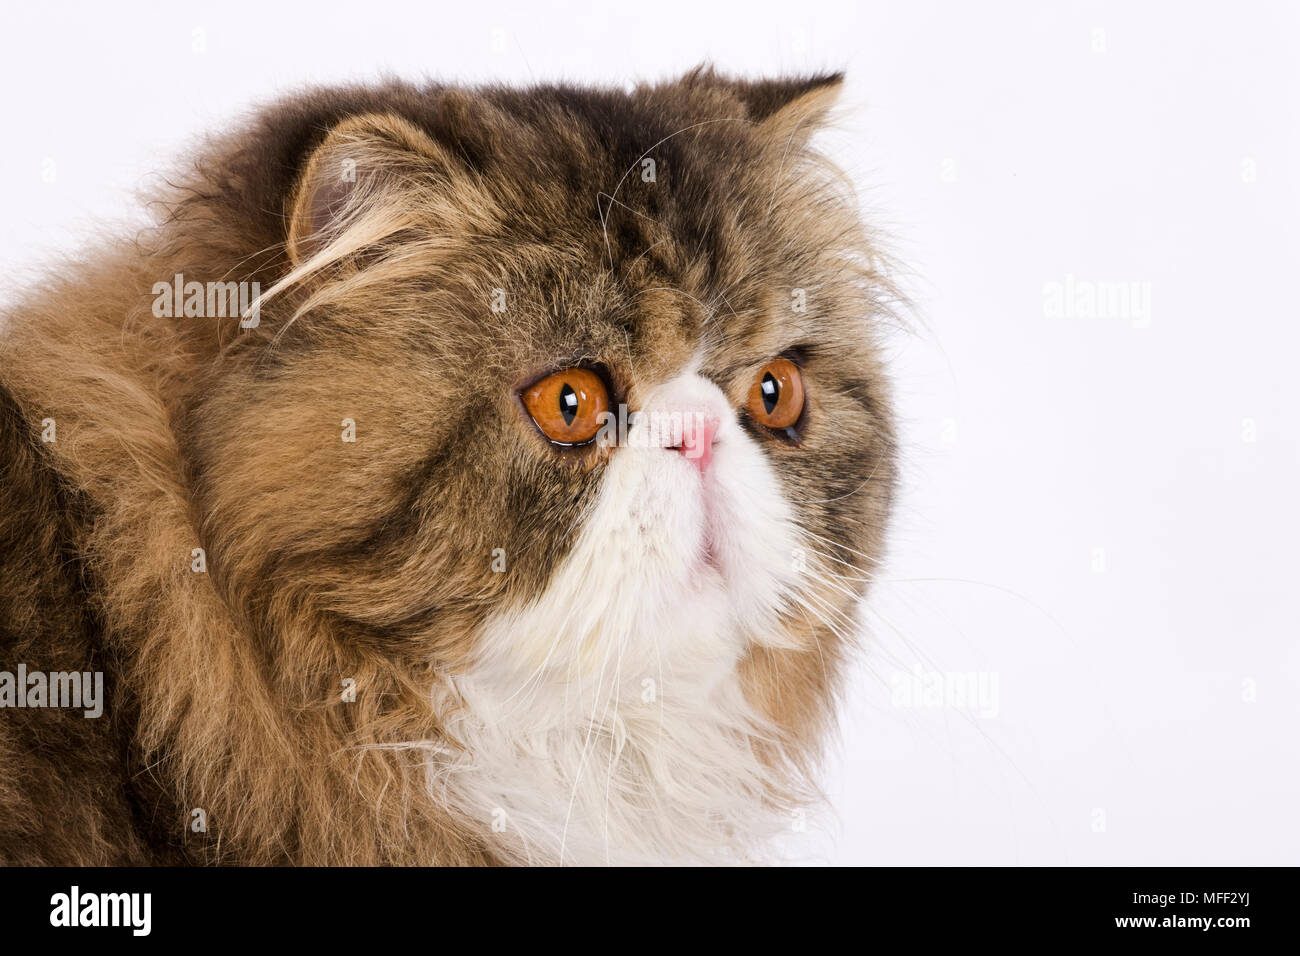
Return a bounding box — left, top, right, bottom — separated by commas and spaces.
699, 538, 724, 576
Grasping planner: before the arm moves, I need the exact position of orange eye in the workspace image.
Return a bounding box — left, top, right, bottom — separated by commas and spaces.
521, 367, 611, 445
746, 358, 805, 430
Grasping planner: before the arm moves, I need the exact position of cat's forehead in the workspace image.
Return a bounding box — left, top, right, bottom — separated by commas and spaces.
453, 227, 795, 402
433, 100, 810, 387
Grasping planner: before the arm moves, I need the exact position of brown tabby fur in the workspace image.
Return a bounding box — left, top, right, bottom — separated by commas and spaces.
0, 68, 897, 865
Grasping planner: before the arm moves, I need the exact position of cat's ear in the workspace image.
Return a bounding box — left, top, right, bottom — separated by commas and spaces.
681, 68, 844, 147
286, 112, 474, 268
736, 73, 844, 145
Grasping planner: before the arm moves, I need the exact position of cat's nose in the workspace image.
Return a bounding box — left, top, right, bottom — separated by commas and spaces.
672, 413, 720, 474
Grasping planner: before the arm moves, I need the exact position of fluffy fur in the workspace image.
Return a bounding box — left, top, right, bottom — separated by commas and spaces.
0, 68, 897, 865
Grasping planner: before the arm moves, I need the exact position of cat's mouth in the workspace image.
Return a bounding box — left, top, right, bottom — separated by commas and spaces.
697, 502, 735, 585
701, 538, 723, 574
690, 458, 728, 578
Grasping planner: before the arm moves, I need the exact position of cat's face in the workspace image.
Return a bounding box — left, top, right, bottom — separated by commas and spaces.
188, 72, 896, 749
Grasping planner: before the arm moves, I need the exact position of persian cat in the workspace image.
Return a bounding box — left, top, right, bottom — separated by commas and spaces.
0, 69, 896, 865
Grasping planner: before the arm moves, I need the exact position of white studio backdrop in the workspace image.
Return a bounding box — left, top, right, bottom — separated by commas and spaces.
2, 0, 1296, 865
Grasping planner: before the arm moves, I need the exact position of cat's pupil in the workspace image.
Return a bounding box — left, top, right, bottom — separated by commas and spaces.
559, 383, 579, 425
760, 372, 779, 414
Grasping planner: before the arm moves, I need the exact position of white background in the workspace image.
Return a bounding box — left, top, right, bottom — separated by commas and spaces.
3, 1, 1296, 864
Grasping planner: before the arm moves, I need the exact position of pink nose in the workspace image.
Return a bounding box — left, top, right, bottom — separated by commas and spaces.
675, 414, 720, 474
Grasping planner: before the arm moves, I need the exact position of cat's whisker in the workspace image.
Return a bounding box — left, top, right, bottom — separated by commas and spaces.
792, 534, 879, 586
790, 548, 956, 676
795, 525, 885, 569
791, 589, 859, 643
599, 623, 633, 866
624, 237, 666, 277
883, 576, 1079, 651
785, 596, 853, 709
559, 612, 627, 864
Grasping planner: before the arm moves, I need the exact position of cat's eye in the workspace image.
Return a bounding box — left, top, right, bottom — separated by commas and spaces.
746, 358, 806, 431
521, 367, 610, 445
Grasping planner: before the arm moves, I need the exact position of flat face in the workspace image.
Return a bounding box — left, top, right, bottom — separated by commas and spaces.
193, 78, 893, 635
172, 74, 898, 861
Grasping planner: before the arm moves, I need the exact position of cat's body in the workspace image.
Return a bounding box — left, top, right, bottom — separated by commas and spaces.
0, 71, 896, 865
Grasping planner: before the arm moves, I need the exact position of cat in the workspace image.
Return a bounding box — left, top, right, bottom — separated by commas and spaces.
0, 67, 897, 865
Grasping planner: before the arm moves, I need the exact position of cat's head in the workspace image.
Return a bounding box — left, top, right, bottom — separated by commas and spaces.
180, 70, 896, 844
